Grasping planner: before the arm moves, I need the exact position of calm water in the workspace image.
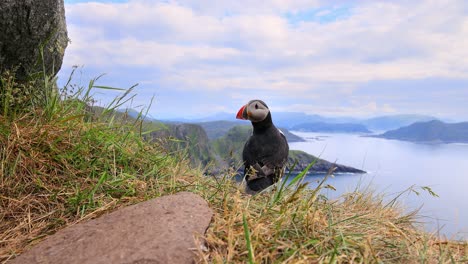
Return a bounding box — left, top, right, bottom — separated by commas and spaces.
289, 132, 468, 240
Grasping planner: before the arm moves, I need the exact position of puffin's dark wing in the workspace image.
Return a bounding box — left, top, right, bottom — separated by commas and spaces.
242, 128, 289, 191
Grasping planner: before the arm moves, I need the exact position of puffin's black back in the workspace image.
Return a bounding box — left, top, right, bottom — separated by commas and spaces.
242, 112, 289, 192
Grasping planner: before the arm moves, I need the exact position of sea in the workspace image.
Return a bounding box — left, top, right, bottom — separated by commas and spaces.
289, 131, 468, 240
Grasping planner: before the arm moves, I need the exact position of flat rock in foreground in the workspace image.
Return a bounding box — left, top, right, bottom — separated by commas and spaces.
11, 192, 213, 264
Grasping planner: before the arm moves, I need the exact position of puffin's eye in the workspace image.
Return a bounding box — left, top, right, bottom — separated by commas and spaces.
255, 104, 258, 109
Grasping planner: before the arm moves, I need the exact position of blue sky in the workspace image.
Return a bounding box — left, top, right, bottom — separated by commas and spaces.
59, 0, 468, 121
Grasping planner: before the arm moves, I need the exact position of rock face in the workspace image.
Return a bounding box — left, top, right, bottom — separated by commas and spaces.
147, 123, 214, 167
288, 150, 366, 174
11, 192, 213, 264
0, 0, 68, 80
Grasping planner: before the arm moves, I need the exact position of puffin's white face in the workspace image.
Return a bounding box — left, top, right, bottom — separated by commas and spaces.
236, 100, 270, 122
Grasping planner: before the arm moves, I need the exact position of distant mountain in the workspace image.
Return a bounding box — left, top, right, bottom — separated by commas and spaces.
195, 120, 244, 139
161, 111, 360, 129
363, 115, 437, 132
374, 120, 468, 143
272, 112, 360, 129
197, 121, 304, 142
162, 112, 441, 133
158, 112, 235, 123
291, 122, 371, 133
116, 108, 160, 122
270, 112, 327, 129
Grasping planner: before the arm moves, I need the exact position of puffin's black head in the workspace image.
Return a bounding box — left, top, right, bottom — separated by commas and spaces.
236, 99, 270, 123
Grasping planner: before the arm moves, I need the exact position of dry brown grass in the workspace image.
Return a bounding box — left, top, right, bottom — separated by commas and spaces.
0, 112, 194, 262
196, 174, 468, 263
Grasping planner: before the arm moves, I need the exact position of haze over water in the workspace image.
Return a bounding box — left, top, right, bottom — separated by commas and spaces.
290, 132, 468, 240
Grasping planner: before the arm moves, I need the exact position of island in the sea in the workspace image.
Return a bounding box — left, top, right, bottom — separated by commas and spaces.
372, 120, 468, 144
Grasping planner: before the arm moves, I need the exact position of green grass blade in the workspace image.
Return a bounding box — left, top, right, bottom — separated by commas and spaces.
243, 214, 255, 264
287, 158, 317, 188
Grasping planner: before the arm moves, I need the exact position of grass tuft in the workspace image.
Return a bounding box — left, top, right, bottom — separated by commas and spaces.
198, 171, 467, 263
0, 71, 194, 261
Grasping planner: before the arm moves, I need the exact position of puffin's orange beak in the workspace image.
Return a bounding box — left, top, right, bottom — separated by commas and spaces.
236, 105, 247, 120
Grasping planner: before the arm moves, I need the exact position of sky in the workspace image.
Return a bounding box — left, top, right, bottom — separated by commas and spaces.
60, 0, 468, 121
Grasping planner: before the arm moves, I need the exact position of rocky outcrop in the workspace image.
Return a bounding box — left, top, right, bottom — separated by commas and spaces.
11, 192, 213, 264
0, 0, 68, 80
147, 122, 214, 167
288, 150, 365, 174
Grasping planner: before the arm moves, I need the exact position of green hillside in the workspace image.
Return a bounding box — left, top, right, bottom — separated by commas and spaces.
144, 121, 215, 167
376, 120, 468, 143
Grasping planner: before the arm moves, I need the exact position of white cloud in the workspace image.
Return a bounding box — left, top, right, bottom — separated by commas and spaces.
61, 0, 468, 118
178, 0, 321, 15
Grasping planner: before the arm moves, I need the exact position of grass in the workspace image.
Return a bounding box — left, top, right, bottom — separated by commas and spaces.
199, 173, 467, 263
1, 69, 467, 263
0, 69, 194, 262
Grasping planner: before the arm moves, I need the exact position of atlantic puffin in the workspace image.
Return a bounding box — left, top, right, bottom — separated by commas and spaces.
236, 100, 289, 192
